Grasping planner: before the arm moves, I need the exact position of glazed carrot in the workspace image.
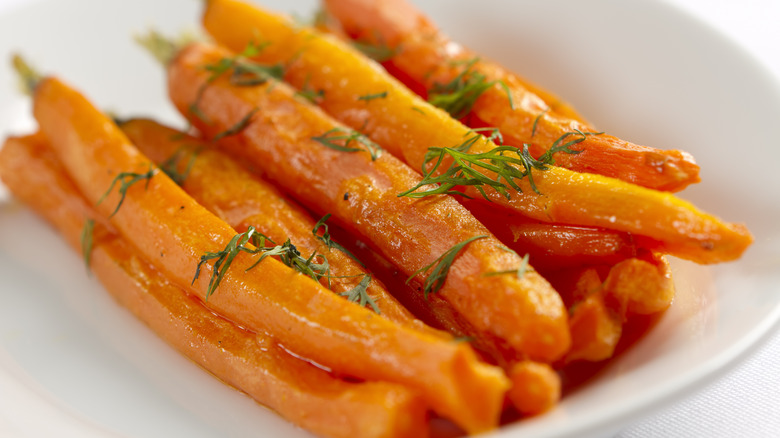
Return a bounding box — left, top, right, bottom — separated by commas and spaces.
30, 73, 508, 433
602, 252, 675, 316
202, 0, 751, 265
321, 0, 700, 192
507, 361, 561, 416
0, 134, 429, 438
566, 290, 623, 363
164, 41, 570, 368
461, 198, 640, 270
120, 118, 440, 336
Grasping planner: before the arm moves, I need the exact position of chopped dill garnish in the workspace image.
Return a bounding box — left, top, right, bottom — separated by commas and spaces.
158, 147, 201, 185
351, 38, 397, 62
311, 127, 382, 161
212, 107, 258, 142
398, 129, 600, 200
193, 226, 330, 301
296, 74, 325, 103
340, 274, 380, 313
357, 91, 388, 102
407, 235, 488, 298
428, 57, 514, 119
312, 213, 364, 266
97, 164, 157, 217
483, 246, 530, 279
531, 108, 549, 138
81, 219, 95, 274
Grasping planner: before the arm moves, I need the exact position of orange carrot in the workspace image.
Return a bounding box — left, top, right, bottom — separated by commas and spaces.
321, 0, 700, 192
507, 361, 561, 416
30, 73, 508, 433
202, 0, 752, 265
120, 118, 440, 336
0, 134, 429, 438
602, 252, 675, 316
165, 41, 571, 368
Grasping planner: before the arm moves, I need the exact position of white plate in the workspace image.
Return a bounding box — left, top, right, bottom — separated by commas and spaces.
1, 1, 780, 437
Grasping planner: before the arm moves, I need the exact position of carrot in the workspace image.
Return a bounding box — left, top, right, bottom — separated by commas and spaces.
29, 73, 509, 433
201, 0, 752, 265
602, 252, 675, 316
0, 133, 429, 438
507, 361, 561, 416
321, 0, 701, 192
119, 117, 441, 336
164, 41, 571, 367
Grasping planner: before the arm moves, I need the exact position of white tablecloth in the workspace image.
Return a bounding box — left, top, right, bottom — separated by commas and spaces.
1, 0, 778, 437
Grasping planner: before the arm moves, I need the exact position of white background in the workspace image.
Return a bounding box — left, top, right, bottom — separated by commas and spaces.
0, 0, 778, 437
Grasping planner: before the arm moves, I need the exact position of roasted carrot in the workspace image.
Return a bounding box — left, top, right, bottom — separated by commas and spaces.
0, 133, 429, 438
507, 361, 561, 416
29, 72, 508, 433
120, 118, 441, 336
602, 252, 675, 316
164, 41, 570, 368
321, 0, 700, 192
1, 136, 430, 438
202, 0, 752, 265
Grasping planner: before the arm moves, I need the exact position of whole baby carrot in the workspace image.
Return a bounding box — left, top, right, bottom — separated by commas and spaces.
164, 42, 571, 369
201, 0, 751, 265
120, 118, 440, 336
0, 133, 429, 438
27, 69, 509, 433
321, 0, 701, 192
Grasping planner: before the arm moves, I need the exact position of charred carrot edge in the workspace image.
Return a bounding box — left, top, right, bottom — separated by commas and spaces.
166, 41, 571, 368
31, 75, 508, 433
321, 0, 701, 192
119, 118, 443, 338
202, 0, 751, 265
0, 134, 430, 438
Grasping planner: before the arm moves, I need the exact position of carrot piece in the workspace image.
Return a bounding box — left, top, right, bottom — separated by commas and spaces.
0, 134, 429, 438
166, 41, 570, 367
321, 0, 701, 192
119, 118, 441, 336
202, 0, 752, 265
30, 74, 508, 433
507, 361, 561, 416
602, 252, 676, 316
566, 292, 623, 363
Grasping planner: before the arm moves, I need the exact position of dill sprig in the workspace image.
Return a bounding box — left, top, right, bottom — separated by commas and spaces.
97, 164, 157, 217
357, 91, 388, 102
398, 129, 600, 200
80, 219, 95, 274
531, 108, 549, 138
312, 213, 364, 266
407, 235, 488, 298
483, 245, 530, 279
311, 127, 383, 161
159, 147, 201, 185
351, 37, 397, 62
340, 274, 380, 313
296, 74, 325, 103
212, 107, 259, 142
428, 57, 514, 119
193, 226, 330, 301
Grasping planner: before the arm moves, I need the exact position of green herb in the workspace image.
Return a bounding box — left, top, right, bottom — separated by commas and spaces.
159, 147, 201, 185
311, 127, 382, 161
193, 226, 331, 301
483, 246, 529, 279
312, 213, 364, 266
398, 129, 600, 200
296, 74, 325, 103
351, 38, 397, 62
81, 219, 95, 273
340, 274, 380, 313
11, 54, 42, 95
531, 108, 549, 138
411, 106, 426, 115
427, 57, 514, 119
97, 164, 157, 217
212, 107, 259, 141
357, 91, 388, 102
407, 235, 488, 297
